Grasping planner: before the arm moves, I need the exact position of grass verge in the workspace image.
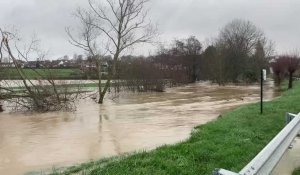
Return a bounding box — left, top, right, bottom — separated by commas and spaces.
49, 82, 300, 175
293, 168, 300, 175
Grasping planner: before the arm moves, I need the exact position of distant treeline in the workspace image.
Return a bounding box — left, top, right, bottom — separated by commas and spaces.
2, 19, 294, 87
114, 19, 273, 85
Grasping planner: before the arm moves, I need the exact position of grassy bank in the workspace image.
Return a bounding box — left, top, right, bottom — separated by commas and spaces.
49, 82, 300, 175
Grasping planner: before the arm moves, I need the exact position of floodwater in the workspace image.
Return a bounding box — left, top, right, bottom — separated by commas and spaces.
0, 81, 279, 175
0, 80, 109, 88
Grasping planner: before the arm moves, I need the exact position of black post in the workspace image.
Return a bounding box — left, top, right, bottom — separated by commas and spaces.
260, 69, 263, 114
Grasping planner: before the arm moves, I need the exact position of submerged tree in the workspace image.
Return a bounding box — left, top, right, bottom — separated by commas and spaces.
271, 57, 287, 87
285, 55, 300, 89
157, 36, 202, 83
271, 55, 300, 88
0, 41, 3, 112
117, 57, 166, 92
69, 0, 157, 104
201, 45, 225, 84
175, 36, 202, 82
0, 28, 79, 112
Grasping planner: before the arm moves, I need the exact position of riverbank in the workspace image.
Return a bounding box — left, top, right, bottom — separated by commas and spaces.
45, 82, 299, 175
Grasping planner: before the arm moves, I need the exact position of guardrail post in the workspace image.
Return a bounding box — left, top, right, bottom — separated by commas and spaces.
286, 113, 296, 125
213, 169, 220, 175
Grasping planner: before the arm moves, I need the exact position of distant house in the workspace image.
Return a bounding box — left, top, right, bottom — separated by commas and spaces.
38, 60, 51, 68
0, 62, 15, 68
48, 59, 79, 68
58, 61, 65, 67
80, 60, 109, 75
24, 61, 39, 68
0, 60, 25, 68
16, 60, 25, 68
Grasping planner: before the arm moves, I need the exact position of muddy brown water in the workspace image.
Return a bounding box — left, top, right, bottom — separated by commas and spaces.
0, 81, 279, 175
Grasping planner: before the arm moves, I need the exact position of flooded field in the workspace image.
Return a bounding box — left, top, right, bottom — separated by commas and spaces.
0, 81, 279, 175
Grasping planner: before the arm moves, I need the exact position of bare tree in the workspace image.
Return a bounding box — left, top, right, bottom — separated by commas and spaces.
117, 57, 165, 92
67, 8, 105, 104
218, 19, 266, 55
156, 36, 202, 83
271, 55, 300, 88
216, 19, 274, 82
69, 0, 157, 104
201, 45, 226, 84
285, 55, 300, 89
271, 57, 287, 87
0, 34, 3, 112
278, 55, 300, 89
0, 28, 79, 112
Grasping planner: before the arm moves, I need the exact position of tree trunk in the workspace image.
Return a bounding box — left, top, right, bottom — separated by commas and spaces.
276, 77, 281, 87
0, 103, 3, 112
192, 65, 197, 82
99, 94, 105, 104
96, 58, 103, 104
98, 78, 111, 104
288, 72, 293, 89
97, 51, 119, 104
274, 73, 281, 87
4, 40, 42, 108
0, 79, 3, 112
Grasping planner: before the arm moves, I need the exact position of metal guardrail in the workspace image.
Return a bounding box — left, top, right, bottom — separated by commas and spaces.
213, 112, 300, 175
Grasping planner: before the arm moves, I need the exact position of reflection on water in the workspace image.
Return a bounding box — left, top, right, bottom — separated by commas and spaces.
0, 81, 279, 175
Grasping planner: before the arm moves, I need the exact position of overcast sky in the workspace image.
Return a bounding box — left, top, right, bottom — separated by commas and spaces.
0, 0, 299, 59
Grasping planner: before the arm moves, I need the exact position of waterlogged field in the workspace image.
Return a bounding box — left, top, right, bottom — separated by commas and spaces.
0, 68, 82, 80
0, 81, 279, 175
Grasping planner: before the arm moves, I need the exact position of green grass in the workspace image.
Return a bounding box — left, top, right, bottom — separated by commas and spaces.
0, 68, 83, 80
47, 82, 300, 175
293, 168, 300, 175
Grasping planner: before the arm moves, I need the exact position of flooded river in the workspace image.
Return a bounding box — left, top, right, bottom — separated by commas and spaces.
0, 82, 279, 175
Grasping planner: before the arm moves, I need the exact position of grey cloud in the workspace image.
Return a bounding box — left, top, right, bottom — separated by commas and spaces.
0, 0, 299, 58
